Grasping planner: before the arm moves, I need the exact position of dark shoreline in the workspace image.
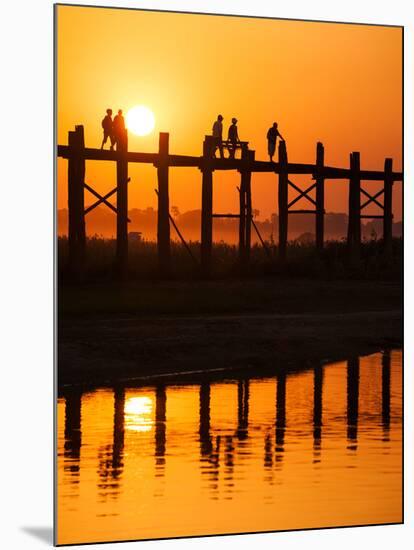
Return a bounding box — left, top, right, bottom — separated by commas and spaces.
57, 278, 402, 390
58, 342, 402, 395
58, 313, 401, 390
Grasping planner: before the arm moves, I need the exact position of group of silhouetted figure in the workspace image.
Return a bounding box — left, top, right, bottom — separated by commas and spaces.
101, 108, 126, 150
100, 108, 285, 161
212, 114, 285, 162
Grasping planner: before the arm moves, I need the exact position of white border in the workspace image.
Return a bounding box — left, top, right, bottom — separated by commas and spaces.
1, 1, 412, 549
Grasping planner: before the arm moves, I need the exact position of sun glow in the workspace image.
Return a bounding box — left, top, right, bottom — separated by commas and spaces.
124, 395, 154, 432
126, 105, 155, 136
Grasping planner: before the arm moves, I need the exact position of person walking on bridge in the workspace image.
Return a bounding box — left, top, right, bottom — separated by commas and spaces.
228, 117, 240, 159
267, 122, 285, 162
101, 108, 115, 150
212, 114, 224, 159
113, 109, 126, 150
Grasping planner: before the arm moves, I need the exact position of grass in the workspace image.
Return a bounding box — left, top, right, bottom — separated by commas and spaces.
58, 235, 402, 282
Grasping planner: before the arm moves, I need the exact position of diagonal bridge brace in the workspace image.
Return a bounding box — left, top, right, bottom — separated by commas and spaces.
360, 188, 384, 211
84, 180, 131, 222
287, 179, 317, 209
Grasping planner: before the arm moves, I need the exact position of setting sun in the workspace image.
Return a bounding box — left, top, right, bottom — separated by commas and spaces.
126, 105, 155, 136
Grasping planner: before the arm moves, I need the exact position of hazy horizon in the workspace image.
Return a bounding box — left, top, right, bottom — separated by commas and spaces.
57, 205, 402, 243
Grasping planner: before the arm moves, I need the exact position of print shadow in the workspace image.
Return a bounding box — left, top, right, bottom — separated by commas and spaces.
21, 527, 53, 545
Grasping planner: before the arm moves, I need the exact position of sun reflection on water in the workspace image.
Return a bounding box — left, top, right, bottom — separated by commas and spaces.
124, 395, 154, 432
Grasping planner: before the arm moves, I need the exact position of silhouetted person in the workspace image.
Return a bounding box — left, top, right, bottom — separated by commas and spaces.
267, 122, 285, 162
228, 117, 240, 159
101, 108, 115, 150
212, 114, 224, 159
113, 109, 126, 150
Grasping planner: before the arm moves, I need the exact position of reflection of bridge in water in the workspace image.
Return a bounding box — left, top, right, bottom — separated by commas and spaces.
61, 352, 394, 500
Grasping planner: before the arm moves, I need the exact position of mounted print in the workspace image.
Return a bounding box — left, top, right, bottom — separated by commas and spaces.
55, 4, 403, 546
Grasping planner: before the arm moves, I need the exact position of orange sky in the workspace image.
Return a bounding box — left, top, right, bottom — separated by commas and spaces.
56, 5, 402, 223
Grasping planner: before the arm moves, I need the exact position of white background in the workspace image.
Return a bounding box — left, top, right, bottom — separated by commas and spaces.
0, 0, 412, 548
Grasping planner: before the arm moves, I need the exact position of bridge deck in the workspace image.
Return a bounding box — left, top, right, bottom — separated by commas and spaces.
57, 145, 403, 182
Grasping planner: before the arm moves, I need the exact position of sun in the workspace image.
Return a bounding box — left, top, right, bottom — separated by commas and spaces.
126, 105, 155, 136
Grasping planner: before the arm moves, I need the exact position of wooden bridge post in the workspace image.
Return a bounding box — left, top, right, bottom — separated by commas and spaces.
245, 150, 255, 264
383, 158, 393, 258
315, 142, 325, 253
239, 149, 255, 269
157, 133, 171, 276
239, 171, 246, 266
347, 152, 361, 262
116, 128, 129, 277
278, 140, 288, 260
201, 136, 214, 277
68, 125, 86, 279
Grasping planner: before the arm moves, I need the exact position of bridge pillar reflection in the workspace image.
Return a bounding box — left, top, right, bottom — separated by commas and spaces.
275, 371, 287, 464
236, 380, 250, 440
112, 387, 125, 480
382, 351, 391, 438
347, 357, 360, 449
199, 383, 213, 457
155, 385, 167, 468
313, 365, 324, 458
63, 389, 83, 483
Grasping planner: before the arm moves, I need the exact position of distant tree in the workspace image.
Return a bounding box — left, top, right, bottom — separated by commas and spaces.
253, 209, 260, 219
171, 206, 180, 218
270, 213, 278, 237
296, 232, 315, 244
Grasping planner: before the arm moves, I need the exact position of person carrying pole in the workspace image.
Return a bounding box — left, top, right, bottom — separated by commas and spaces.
228, 117, 240, 159
212, 114, 224, 158
113, 109, 126, 150
101, 108, 115, 150
267, 122, 285, 162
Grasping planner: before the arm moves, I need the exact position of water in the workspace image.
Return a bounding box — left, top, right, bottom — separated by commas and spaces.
57, 350, 402, 545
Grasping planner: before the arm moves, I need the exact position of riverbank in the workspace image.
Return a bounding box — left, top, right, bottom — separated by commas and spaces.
57, 279, 402, 387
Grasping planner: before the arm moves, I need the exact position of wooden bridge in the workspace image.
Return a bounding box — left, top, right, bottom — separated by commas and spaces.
57, 125, 403, 278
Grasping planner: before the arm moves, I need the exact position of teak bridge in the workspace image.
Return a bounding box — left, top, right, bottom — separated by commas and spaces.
58, 125, 403, 277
